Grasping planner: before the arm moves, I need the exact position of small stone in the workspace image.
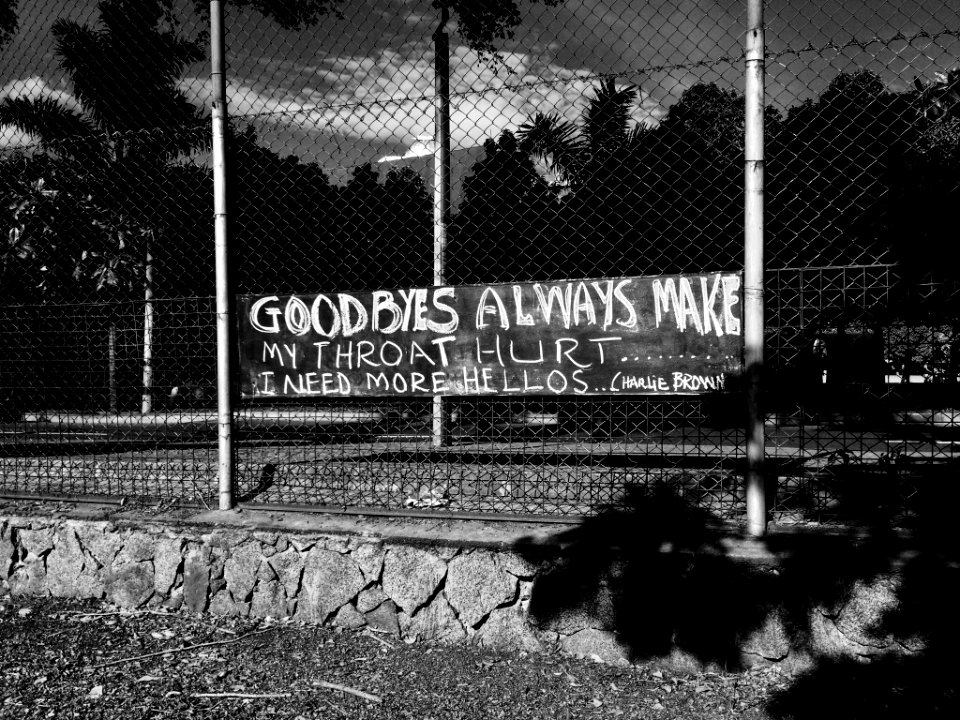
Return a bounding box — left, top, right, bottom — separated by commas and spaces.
365, 599, 400, 636
356, 587, 388, 613
333, 604, 367, 630
209, 590, 237, 616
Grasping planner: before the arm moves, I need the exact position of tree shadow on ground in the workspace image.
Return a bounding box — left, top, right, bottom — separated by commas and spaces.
763, 470, 960, 719
513, 481, 960, 718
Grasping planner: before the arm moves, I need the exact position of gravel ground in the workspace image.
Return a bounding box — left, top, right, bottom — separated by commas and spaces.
0, 595, 791, 720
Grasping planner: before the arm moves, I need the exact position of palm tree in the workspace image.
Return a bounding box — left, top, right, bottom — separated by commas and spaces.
0, 0, 207, 413
915, 67, 960, 121
1, 1, 206, 164
515, 78, 649, 188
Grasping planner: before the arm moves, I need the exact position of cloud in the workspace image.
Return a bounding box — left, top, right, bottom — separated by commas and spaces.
1, 75, 78, 106
377, 134, 434, 162
200, 38, 667, 171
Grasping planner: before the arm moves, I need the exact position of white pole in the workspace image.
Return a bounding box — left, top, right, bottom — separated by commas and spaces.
141, 237, 154, 414
211, 0, 233, 510
744, 0, 766, 536
432, 5, 451, 448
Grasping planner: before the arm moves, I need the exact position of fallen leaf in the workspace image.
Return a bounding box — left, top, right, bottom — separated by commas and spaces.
135, 675, 162, 683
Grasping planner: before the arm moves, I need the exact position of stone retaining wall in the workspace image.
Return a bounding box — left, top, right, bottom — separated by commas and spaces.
0, 509, 932, 672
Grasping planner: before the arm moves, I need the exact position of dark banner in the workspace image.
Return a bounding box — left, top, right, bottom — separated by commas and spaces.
237, 273, 744, 398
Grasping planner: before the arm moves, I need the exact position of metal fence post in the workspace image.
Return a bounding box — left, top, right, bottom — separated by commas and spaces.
432, 4, 451, 449
141, 237, 154, 414
744, 0, 766, 536
211, 0, 234, 510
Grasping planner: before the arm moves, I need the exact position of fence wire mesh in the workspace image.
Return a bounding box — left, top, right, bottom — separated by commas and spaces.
1, 0, 959, 526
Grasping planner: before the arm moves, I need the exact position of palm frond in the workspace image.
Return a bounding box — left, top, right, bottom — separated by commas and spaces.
516, 112, 584, 182
0, 97, 106, 161
584, 78, 640, 152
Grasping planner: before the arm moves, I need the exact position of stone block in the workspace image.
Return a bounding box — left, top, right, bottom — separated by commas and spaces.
8, 554, 47, 596
251, 579, 287, 618
107, 556, 155, 608
475, 604, 543, 653
382, 546, 446, 615
498, 552, 540, 579
357, 586, 388, 613
400, 594, 465, 643
224, 543, 263, 603
75, 525, 122, 569
446, 550, 517, 628
353, 542, 385, 583
334, 603, 367, 629
46, 528, 86, 597
209, 589, 237, 616
164, 586, 184, 611
835, 575, 900, 651
365, 599, 400, 636
0, 523, 12, 577
268, 550, 303, 598
738, 609, 791, 661
16, 527, 54, 558
120, 533, 156, 562
153, 538, 183, 596
183, 545, 211, 613
295, 547, 365, 623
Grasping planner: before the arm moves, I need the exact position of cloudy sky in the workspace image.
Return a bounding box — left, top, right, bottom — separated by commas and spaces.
2, 0, 957, 190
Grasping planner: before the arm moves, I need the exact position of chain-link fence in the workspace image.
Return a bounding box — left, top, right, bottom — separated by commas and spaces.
2, 1, 959, 528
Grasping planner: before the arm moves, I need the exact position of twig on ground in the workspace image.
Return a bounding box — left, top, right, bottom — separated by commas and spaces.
313, 680, 382, 703
191, 692, 290, 699
68, 610, 169, 619
89, 627, 277, 670
363, 629, 396, 649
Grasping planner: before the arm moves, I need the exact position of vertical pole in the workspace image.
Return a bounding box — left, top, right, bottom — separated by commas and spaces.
744, 0, 766, 537
211, 0, 234, 510
141, 238, 154, 414
108, 324, 118, 413
432, 5, 451, 448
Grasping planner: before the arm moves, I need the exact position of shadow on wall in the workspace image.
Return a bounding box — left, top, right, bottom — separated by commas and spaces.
513, 484, 960, 719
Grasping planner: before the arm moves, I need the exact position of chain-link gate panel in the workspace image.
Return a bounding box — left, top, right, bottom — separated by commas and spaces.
763, 1, 960, 528
0, 2, 218, 506
3, 1, 959, 527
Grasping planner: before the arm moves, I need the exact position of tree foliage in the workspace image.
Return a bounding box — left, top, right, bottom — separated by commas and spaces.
190, 0, 342, 29
0, 0, 209, 302
0, 0, 16, 48
449, 131, 556, 284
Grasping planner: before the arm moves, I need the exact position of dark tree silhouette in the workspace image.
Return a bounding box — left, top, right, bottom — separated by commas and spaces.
448, 131, 557, 284
770, 71, 914, 269
0, 0, 16, 48
0, 0, 208, 298
331, 162, 433, 291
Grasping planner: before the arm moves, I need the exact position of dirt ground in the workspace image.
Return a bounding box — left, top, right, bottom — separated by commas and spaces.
0, 595, 793, 720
